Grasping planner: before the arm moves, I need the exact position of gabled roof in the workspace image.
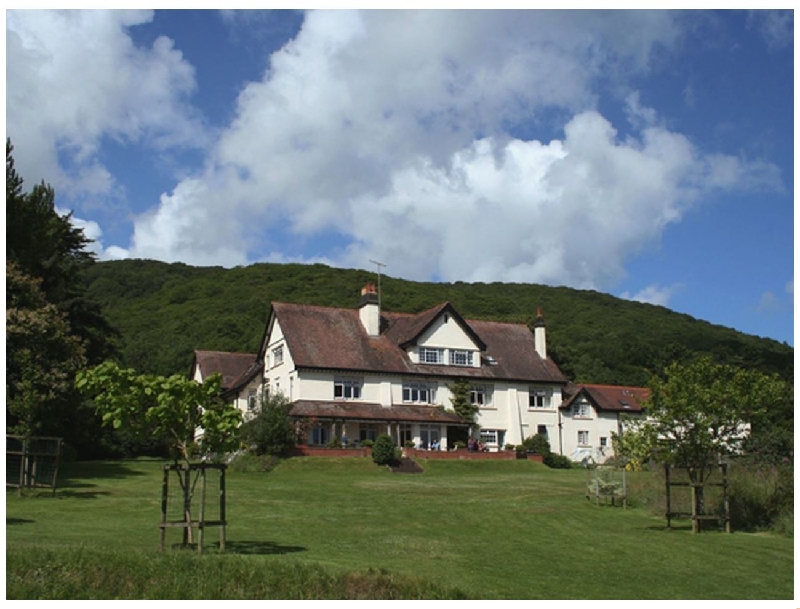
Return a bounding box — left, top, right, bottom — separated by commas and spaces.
386, 301, 487, 351
192, 350, 261, 397
561, 384, 648, 413
270, 301, 567, 384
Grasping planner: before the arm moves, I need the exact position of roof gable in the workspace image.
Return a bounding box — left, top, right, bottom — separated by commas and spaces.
561, 384, 648, 413
192, 350, 260, 394
391, 302, 486, 351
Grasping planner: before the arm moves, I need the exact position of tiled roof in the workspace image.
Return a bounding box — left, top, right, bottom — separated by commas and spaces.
193, 350, 259, 393
561, 384, 648, 413
272, 302, 567, 384
289, 400, 469, 424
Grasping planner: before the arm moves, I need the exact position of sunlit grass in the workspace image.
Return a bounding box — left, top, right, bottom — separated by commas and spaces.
6, 457, 794, 599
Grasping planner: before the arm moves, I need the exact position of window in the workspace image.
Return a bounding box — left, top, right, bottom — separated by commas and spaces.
578, 430, 589, 446
419, 424, 440, 449
572, 400, 590, 418
449, 349, 473, 366
272, 345, 284, 366
334, 377, 362, 400
600, 437, 607, 448
529, 387, 550, 408
537, 425, 548, 437
247, 389, 257, 411
403, 381, 436, 404
419, 347, 444, 364
470, 384, 493, 407
311, 426, 329, 446
399, 424, 413, 447
479, 429, 505, 447
359, 424, 378, 442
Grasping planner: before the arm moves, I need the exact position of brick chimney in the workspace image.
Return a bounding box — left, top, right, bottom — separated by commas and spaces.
359, 283, 380, 337
533, 307, 547, 359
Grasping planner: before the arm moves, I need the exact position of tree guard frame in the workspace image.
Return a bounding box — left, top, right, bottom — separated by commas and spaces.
159, 463, 227, 553
665, 461, 730, 534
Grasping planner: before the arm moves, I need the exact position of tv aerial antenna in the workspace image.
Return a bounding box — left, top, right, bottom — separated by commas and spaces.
368, 259, 386, 308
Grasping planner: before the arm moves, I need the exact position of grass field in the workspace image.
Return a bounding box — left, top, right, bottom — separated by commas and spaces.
5, 457, 794, 599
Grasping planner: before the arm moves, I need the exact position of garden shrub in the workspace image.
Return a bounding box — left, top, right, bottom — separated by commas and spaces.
239, 394, 296, 456
543, 453, 572, 469
372, 434, 397, 466
522, 433, 551, 455
360, 439, 374, 448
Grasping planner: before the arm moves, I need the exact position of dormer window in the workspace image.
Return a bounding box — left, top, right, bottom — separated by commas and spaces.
419, 347, 445, 364
449, 350, 473, 366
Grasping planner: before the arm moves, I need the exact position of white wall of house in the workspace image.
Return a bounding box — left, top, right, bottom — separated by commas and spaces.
409, 315, 481, 367
264, 318, 295, 400
558, 397, 641, 461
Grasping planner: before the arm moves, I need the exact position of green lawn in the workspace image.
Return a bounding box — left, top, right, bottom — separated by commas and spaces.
6, 457, 794, 599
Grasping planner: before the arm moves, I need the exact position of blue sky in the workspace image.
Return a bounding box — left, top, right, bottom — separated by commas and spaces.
5, 9, 795, 346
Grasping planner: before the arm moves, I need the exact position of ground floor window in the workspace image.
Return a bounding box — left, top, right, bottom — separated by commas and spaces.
359, 424, 378, 442
479, 429, 505, 447
310, 425, 329, 446
419, 424, 441, 449
399, 424, 413, 447
247, 388, 257, 411
600, 436, 607, 448
537, 424, 548, 437
578, 430, 589, 445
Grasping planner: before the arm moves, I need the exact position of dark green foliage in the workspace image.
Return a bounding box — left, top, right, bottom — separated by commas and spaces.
522, 433, 551, 455
80, 259, 793, 395
240, 394, 297, 456
371, 434, 398, 466
360, 439, 374, 448
448, 378, 478, 423
543, 453, 572, 469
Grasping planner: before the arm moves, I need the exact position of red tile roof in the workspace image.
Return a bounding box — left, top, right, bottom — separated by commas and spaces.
561, 384, 649, 413
290, 400, 469, 424
272, 301, 567, 384
193, 350, 260, 394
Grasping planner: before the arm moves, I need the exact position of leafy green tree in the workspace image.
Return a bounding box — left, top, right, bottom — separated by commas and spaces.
449, 378, 478, 424
6, 262, 86, 438
621, 356, 788, 513
76, 361, 242, 463
239, 393, 297, 456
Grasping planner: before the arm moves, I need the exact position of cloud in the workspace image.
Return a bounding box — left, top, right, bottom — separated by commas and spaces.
620, 284, 683, 307
6, 10, 209, 207
747, 10, 793, 52
11, 10, 786, 294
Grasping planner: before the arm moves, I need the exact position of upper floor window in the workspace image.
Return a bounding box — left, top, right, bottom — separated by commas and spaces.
334, 377, 362, 400
247, 388, 258, 411
419, 347, 445, 364
529, 387, 550, 408
403, 381, 436, 404
578, 430, 589, 445
272, 345, 284, 367
572, 400, 591, 418
470, 384, 493, 407
449, 349, 474, 366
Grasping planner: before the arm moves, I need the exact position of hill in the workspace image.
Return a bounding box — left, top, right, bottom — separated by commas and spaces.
81, 259, 792, 389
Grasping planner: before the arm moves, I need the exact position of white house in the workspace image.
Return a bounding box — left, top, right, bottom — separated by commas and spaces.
193, 284, 646, 459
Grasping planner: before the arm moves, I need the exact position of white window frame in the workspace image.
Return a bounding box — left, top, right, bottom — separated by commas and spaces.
449, 349, 473, 366
470, 384, 493, 407
419, 347, 445, 364
578, 430, 589, 446
247, 388, 258, 411
272, 345, 284, 367
479, 429, 504, 446
402, 381, 436, 404
419, 424, 441, 449
529, 387, 550, 409
573, 400, 591, 418
334, 377, 363, 400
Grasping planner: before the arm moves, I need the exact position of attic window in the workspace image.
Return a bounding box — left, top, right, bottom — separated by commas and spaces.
619, 400, 631, 409
449, 349, 473, 366
420, 347, 444, 364
486, 355, 498, 365
444, 314, 449, 323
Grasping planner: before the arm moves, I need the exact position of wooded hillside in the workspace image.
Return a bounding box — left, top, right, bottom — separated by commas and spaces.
82, 259, 793, 388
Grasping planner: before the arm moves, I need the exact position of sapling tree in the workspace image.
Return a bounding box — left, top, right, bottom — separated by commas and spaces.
619, 356, 787, 514
76, 361, 242, 545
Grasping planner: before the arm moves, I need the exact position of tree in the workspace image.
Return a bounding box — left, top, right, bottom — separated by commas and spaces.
372, 434, 398, 466
6, 140, 117, 453
619, 356, 788, 513
449, 378, 478, 424
6, 262, 86, 438
239, 393, 297, 456
76, 361, 242, 463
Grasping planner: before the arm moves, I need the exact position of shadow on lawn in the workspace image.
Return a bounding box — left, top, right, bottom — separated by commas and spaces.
7, 518, 34, 525
220, 540, 307, 555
